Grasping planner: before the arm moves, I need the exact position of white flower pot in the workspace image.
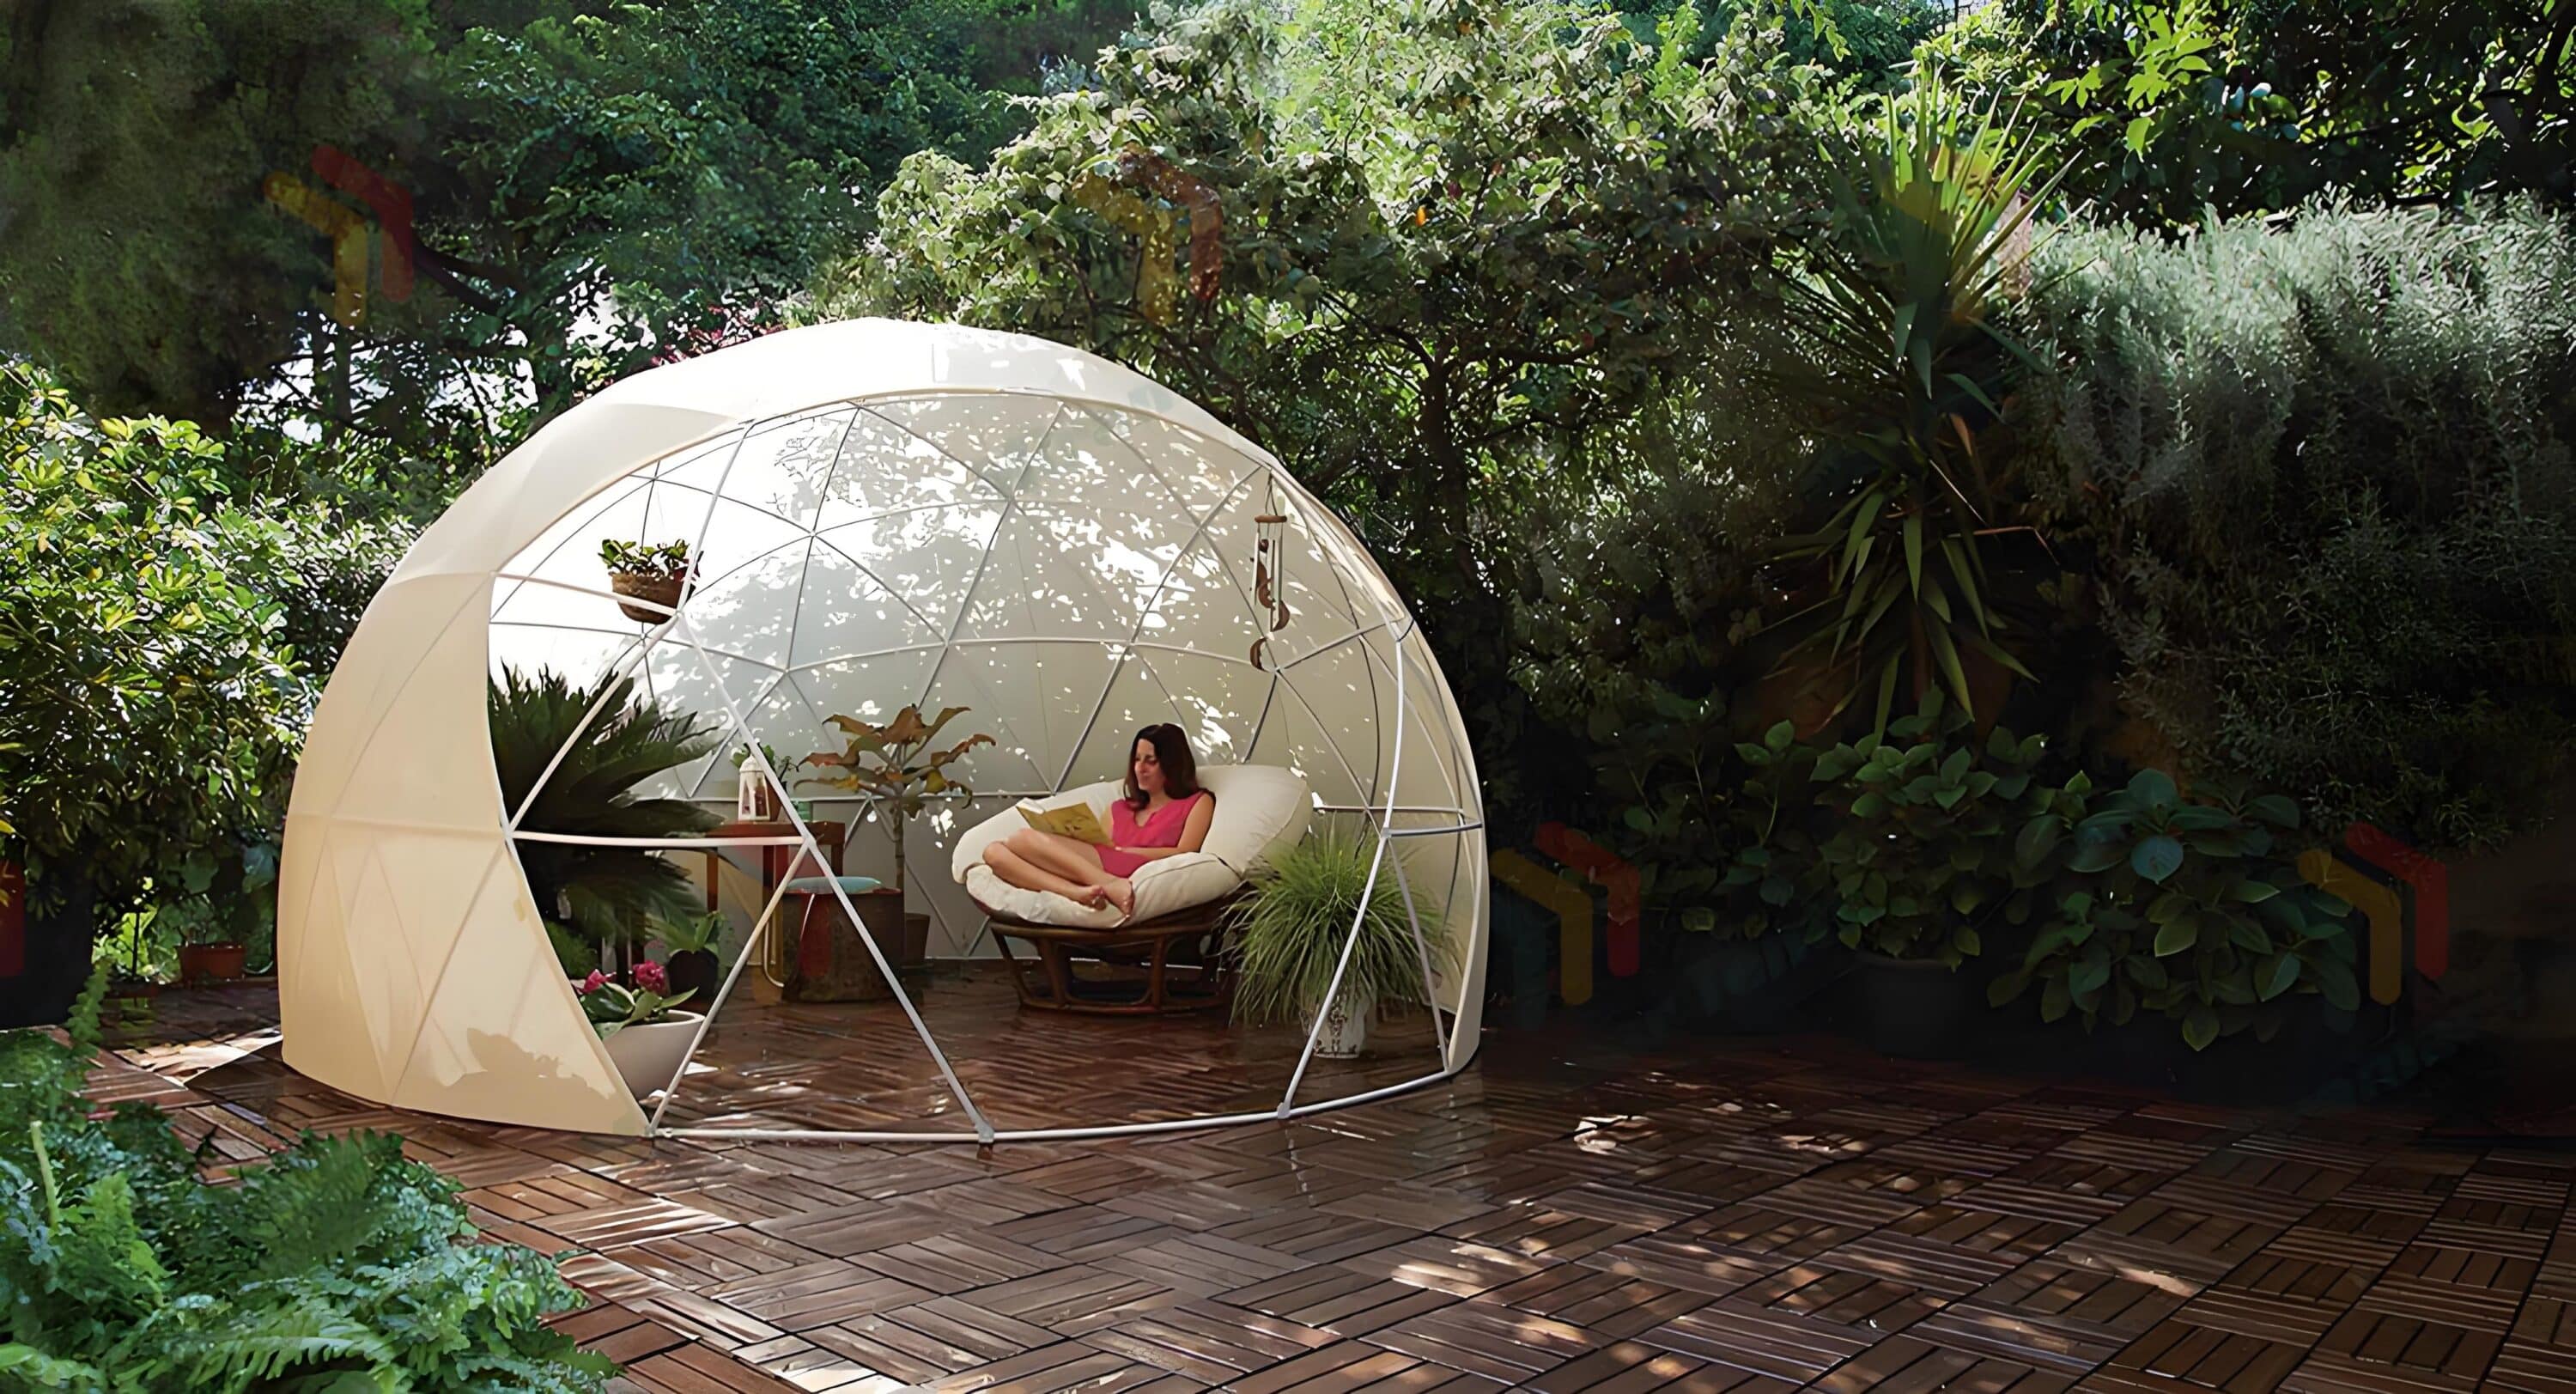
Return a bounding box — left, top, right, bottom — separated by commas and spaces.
600, 1010, 705, 1099
1308, 983, 1376, 1059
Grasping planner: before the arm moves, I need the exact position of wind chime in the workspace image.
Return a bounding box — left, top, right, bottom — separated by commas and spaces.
1249, 485, 1292, 671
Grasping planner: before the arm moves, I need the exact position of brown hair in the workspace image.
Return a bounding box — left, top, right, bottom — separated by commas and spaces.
1122, 723, 1203, 811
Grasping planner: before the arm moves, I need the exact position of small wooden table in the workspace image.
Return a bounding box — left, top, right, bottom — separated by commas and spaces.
699, 819, 845, 915
695, 821, 843, 986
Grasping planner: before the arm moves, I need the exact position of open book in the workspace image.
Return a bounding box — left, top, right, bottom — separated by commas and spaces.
1016, 799, 1109, 845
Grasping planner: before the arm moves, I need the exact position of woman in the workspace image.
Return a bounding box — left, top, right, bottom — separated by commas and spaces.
981, 723, 1216, 920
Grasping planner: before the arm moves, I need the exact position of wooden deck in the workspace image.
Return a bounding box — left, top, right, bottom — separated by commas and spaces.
88, 969, 2576, 1393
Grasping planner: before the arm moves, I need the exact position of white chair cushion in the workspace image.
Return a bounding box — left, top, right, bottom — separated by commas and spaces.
951, 764, 1310, 927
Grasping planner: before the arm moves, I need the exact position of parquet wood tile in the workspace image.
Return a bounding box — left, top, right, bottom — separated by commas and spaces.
89, 972, 2576, 1394
1477, 1261, 1717, 1339
968, 1263, 1184, 1336
1223, 1266, 1461, 1337
1334, 1233, 1551, 1298
1362, 1297, 1601, 1382
1634, 1298, 1880, 1383
1519, 1338, 1795, 1394
1081, 1299, 1336, 1383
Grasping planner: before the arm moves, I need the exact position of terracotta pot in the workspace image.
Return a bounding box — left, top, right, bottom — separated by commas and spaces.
178, 940, 248, 984
609, 570, 686, 624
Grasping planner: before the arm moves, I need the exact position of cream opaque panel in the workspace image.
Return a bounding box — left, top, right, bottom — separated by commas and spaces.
941, 641, 1119, 794
275, 832, 386, 1100
1243, 671, 1370, 812
810, 502, 1001, 654
495, 472, 653, 604
1133, 498, 1270, 664
1128, 648, 1275, 770
1355, 626, 1469, 819
390, 848, 641, 1134
789, 649, 944, 745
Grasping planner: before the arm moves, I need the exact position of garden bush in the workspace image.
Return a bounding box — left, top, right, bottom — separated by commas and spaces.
0, 975, 610, 1389
2014, 204, 2576, 849
0, 366, 411, 1005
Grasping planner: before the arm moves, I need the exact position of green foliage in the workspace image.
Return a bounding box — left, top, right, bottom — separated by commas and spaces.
653, 910, 727, 957
573, 977, 696, 1041
598, 539, 691, 581
0, 365, 404, 947
1766, 79, 2065, 728
0, 972, 611, 1389
803, 704, 993, 898
1811, 693, 2050, 965
1993, 772, 2360, 1049
1628, 0, 1945, 92
0, 0, 1097, 474
827, 0, 1834, 802
1227, 834, 1451, 1026
1919, 0, 2576, 228
2014, 204, 2576, 849
489, 667, 723, 940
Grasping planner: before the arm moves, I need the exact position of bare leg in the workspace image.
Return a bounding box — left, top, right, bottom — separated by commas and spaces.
1102, 877, 1136, 917
1007, 830, 1115, 890
984, 845, 1106, 906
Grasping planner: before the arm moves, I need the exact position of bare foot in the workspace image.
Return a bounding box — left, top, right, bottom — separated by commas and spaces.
1075, 883, 1111, 910
1104, 878, 1137, 919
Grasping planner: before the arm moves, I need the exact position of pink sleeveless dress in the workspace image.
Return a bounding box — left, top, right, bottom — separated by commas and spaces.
1098, 792, 1208, 877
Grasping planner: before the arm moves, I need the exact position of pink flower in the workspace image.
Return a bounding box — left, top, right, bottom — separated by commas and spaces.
631, 959, 669, 995
579, 970, 608, 995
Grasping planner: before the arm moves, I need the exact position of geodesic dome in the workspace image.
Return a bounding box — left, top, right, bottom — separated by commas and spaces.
278, 319, 1488, 1139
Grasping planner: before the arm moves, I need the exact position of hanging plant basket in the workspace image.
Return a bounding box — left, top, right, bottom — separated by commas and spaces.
609, 569, 687, 625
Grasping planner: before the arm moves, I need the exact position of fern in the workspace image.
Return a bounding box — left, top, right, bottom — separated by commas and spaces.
0, 970, 610, 1391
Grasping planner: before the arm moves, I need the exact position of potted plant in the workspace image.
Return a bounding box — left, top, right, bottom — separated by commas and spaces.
654, 910, 727, 1001
1228, 834, 1451, 1057
491, 666, 722, 965
99, 908, 160, 1026
601, 538, 692, 625
1812, 693, 2050, 1058
802, 704, 992, 962
1992, 771, 2363, 1074
575, 959, 702, 1099
175, 920, 249, 985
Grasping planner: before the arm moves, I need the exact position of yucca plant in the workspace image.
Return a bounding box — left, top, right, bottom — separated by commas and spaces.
489, 667, 721, 948
1766, 80, 2071, 731
1226, 834, 1450, 1028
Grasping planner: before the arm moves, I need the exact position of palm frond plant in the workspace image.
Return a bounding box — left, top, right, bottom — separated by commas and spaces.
490, 667, 721, 959
1765, 79, 2073, 731
1226, 834, 1451, 1034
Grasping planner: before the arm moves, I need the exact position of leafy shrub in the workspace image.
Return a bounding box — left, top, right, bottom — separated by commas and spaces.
0, 975, 611, 1389
1809, 694, 2053, 964
2014, 204, 2576, 849
0, 366, 405, 954
1993, 772, 2360, 1050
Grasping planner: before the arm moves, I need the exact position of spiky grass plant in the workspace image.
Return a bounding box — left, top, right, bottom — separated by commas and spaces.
1226, 833, 1451, 1028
